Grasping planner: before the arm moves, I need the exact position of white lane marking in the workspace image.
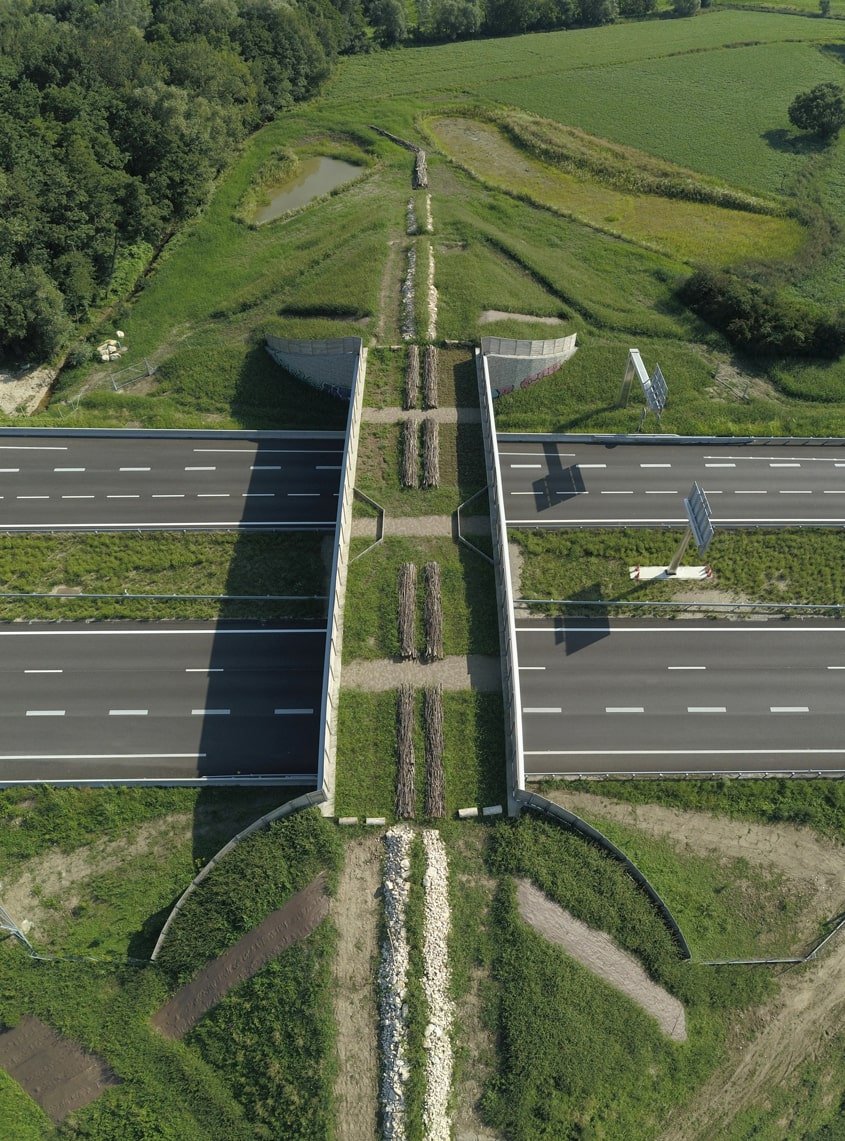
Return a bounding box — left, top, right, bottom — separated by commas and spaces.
192, 448, 342, 454
705, 454, 845, 463
107, 495, 140, 499
0, 446, 66, 450
315, 465, 342, 470
0, 627, 324, 636
687, 706, 726, 712
185, 667, 224, 673
109, 709, 149, 716
668, 666, 706, 670
26, 709, 65, 717
577, 463, 606, 468
519, 666, 546, 671
549, 489, 589, 495
54, 467, 85, 472
197, 493, 229, 498
511, 491, 539, 496
510, 464, 542, 469
288, 493, 320, 497
24, 669, 62, 674
62, 495, 94, 500
17, 495, 48, 500
251, 465, 282, 470
152, 494, 185, 498
274, 708, 314, 715
640, 463, 671, 468
498, 451, 575, 456
606, 707, 644, 713
508, 518, 845, 525
645, 491, 677, 495
824, 490, 845, 494
827, 666, 845, 669
705, 463, 735, 468
242, 493, 274, 497
185, 466, 216, 471
770, 462, 800, 467
523, 707, 562, 713
601, 491, 633, 495
524, 748, 845, 757
0, 468, 20, 473
0, 752, 205, 760
780, 490, 812, 494
735, 490, 767, 494
120, 467, 150, 472
192, 708, 231, 715
771, 706, 809, 713
516, 625, 845, 633
0, 522, 337, 529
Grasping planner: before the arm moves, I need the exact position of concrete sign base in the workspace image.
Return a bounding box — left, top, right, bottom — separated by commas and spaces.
629, 565, 713, 581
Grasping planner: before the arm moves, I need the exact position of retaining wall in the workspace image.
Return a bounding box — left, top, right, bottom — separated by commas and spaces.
481, 335, 577, 398
265, 336, 362, 399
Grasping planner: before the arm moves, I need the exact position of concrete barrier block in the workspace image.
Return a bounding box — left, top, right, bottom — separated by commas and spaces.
365, 817, 386, 826
337, 817, 358, 826
482, 805, 503, 817
457, 807, 479, 819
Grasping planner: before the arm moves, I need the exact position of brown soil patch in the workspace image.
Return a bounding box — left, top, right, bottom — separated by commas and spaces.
550, 790, 845, 924
478, 310, 564, 326
152, 873, 329, 1039
0, 1015, 119, 1123
332, 835, 380, 1141
0, 364, 58, 415
517, 879, 687, 1041
1, 813, 195, 940
342, 654, 501, 692
351, 515, 489, 539
362, 407, 481, 423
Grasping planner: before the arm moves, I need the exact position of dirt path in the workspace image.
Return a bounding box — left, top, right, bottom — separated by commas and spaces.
152, 873, 329, 1039
516, 879, 687, 1041
352, 515, 489, 539
363, 407, 481, 424
0, 1016, 119, 1124
479, 310, 564, 326
661, 946, 845, 1140
343, 654, 501, 691
332, 835, 380, 1141
376, 237, 404, 345
549, 790, 845, 921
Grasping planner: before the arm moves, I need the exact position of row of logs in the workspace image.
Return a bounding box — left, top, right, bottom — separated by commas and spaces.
404, 344, 438, 410
395, 683, 445, 819
401, 419, 439, 489
397, 562, 443, 662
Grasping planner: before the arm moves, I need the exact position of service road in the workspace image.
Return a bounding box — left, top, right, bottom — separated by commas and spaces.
0, 435, 343, 530
0, 621, 326, 783
517, 617, 845, 778
499, 439, 845, 527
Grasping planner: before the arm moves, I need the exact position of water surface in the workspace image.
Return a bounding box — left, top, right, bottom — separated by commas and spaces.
255, 157, 362, 224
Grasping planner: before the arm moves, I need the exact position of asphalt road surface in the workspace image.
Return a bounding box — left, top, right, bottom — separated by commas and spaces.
498, 439, 845, 527
0, 621, 326, 783
0, 435, 343, 530
517, 617, 845, 778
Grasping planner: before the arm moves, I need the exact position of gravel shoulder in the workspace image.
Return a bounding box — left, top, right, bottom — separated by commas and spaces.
342, 654, 501, 691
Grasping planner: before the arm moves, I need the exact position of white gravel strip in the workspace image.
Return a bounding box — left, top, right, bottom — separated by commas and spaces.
424, 193, 433, 234
407, 198, 418, 236
401, 247, 417, 342
421, 830, 454, 1141
380, 825, 413, 1140
426, 244, 438, 343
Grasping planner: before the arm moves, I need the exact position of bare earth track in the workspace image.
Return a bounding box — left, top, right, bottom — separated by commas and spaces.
516, 878, 687, 1041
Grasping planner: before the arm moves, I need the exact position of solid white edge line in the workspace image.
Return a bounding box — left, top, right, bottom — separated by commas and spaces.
0, 627, 325, 635
516, 626, 845, 632
524, 748, 845, 756
0, 752, 206, 760
0, 522, 337, 529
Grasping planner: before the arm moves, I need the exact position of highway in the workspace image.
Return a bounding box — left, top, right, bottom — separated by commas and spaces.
0, 435, 343, 530
0, 621, 326, 783
498, 438, 845, 527
516, 617, 845, 777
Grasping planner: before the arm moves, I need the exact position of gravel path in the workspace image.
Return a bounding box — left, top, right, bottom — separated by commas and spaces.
352, 515, 489, 538
343, 655, 501, 691
363, 407, 482, 424
516, 879, 687, 1042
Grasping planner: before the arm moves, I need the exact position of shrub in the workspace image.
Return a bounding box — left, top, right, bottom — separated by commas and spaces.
788, 82, 845, 140
672, 0, 700, 15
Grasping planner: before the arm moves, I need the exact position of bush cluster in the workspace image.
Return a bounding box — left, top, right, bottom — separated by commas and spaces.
679, 268, 845, 358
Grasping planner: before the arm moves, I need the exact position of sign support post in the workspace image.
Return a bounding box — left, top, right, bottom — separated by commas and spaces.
630, 483, 714, 582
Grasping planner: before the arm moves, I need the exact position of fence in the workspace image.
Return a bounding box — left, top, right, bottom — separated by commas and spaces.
476, 347, 523, 812
110, 358, 155, 391
150, 789, 326, 961
516, 790, 692, 959
316, 346, 367, 815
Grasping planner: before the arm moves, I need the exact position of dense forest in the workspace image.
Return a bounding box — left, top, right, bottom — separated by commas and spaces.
0, 0, 367, 361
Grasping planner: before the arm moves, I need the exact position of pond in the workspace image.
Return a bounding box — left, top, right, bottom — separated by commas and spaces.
254, 157, 363, 224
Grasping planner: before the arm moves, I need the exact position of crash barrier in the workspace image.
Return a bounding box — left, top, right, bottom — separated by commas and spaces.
150, 789, 325, 961
516, 790, 692, 960
476, 347, 524, 810
317, 345, 367, 813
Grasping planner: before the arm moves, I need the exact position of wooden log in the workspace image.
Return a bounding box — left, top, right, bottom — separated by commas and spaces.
423, 561, 443, 662
401, 419, 418, 488
405, 344, 420, 411
396, 684, 416, 819
422, 345, 438, 409
424, 684, 445, 819
398, 562, 417, 660
421, 417, 439, 489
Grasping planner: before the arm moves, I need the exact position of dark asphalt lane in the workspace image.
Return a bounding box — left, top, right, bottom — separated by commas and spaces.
516, 618, 845, 777
0, 435, 343, 530
0, 622, 326, 783
498, 439, 845, 527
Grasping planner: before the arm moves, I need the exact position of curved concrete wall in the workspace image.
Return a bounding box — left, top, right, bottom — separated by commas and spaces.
265, 336, 361, 399
481, 335, 577, 399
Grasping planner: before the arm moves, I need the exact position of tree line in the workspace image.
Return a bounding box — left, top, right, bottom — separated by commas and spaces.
0, 0, 367, 361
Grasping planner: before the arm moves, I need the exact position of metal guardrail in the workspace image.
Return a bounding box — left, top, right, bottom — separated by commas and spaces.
477, 348, 524, 813
0, 427, 345, 440
150, 789, 326, 961
496, 433, 845, 446
317, 347, 367, 814
516, 598, 845, 614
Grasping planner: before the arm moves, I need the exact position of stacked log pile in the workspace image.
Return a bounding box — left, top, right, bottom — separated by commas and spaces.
401, 420, 418, 488
421, 419, 439, 489
422, 561, 443, 662
422, 345, 438, 409
396, 685, 416, 820
423, 684, 445, 819
404, 345, 420, 411
398, 563, 417, 660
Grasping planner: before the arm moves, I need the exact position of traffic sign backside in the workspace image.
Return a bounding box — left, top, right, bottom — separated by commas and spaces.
684, 482, 714, 554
